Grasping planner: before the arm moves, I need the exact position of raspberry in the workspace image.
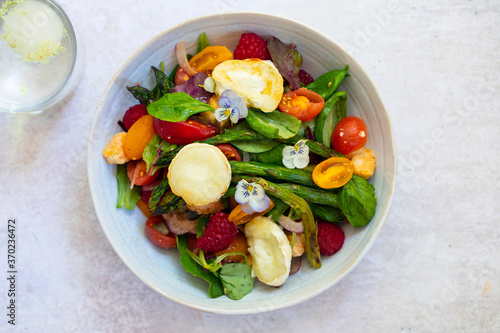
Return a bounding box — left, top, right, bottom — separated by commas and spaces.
122, 104, 148, 130
196, 211, 238, 254
233, 33, 270, 60
317, 222, 345, 256
299, 69, 314, 86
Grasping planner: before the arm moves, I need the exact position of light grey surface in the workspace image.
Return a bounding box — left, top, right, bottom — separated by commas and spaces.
0, 0, 498, 332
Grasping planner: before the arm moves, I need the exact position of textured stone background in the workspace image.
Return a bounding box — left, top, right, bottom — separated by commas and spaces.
0, 0, 498, 332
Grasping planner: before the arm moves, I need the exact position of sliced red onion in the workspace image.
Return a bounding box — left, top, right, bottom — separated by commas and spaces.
162, 212, 197, 235
141, 177, 162, 192
278, 215, 304, 233
289, 256, 302, 276
175, 40, 197, 76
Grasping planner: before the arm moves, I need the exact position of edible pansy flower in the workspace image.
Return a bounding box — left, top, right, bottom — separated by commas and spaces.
214, 89, 248, 124
282, 139, 309, 169
234, 179, 271, 214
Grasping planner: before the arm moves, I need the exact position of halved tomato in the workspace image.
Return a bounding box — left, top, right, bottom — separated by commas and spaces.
278, 88, 325, 122
145, 215, 177, 249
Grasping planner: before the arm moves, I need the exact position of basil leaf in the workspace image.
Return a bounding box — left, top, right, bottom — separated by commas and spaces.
177, 235, 224, 298
195, 215, 209, 237
116, 164, 141, 210
252, 143, 285, 166
338, 175, 377, 227
246, 108, 301, 139
309, 203, 346, 224
231, 140, 280, 153
219, 263, 254, 300
197, 32, 210, 53
147, 92, 214, 122
267, 37, 303, 90
315, 91, 347, 148
306, 65, 349, 101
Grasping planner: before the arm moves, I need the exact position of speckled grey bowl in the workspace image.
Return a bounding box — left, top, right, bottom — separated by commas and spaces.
88, 13, 396, 314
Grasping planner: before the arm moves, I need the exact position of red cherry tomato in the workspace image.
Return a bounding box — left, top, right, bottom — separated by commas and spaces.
127, 160, 161, 186
174, 66, 190, 86
331, 116, 368, 155
145, 215, 177, 249
216, 144, 242, 161
153, 118, 216, 145
278, 88, 325, 122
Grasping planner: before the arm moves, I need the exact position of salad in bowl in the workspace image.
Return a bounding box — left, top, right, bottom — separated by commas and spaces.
101, 31, 377, 301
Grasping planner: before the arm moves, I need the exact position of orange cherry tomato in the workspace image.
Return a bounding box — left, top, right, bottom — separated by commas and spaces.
331, 116, 368, 155
278, 88, 325, 122
124, 115, 155, 160
188, 46, 233, 74
312, 157, 354, 189
215, 232, 249, 262
145, 215, 177, 249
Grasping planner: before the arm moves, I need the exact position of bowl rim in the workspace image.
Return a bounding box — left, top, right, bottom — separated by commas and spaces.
88, 12, 397, 314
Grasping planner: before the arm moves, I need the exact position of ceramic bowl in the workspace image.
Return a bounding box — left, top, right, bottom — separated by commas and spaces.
88, 13, 396, 314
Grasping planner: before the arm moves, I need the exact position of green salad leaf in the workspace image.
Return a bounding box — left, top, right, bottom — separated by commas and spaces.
232, 140, 280, 153
197, 32, 210, 53
306, 65, 349, 101
177, 235, 224, 298
267, 37, 303, 90
338, 175, 377, 227
219, 263, 254, 300
225, 121, 279, 153
147, 92, 214, 122
195, 215, 209, 237
142, 134, 166, 175
315, 91, 347, 148
116, 164, 141, 210
246, 108, 301, 140
309, 203, 346, 224
251, 143, 285, 166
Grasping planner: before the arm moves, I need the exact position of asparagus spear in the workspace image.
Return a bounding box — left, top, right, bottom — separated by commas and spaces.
229, 161, 316, 187
233, 176, 321, 268
154, 193, 185, 215
155, 130, 260, 167
266, 197, 288, 222
279, 183, 339, 208
148, 176, 170, 213
126, 85, 154, 105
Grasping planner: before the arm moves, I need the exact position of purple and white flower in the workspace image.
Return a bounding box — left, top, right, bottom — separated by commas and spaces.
282, 139, 309, 169
214, 89, 248, 124
234, 179, 271, 214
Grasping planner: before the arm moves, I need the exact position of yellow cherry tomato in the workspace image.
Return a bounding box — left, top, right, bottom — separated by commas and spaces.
124, 114, 155, 160
312, 157, 354, 189
188, 46, 233, 73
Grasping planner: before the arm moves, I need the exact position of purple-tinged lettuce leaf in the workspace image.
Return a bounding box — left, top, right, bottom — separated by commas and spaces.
173, 72, 212, 103
267, 37, 303, 90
